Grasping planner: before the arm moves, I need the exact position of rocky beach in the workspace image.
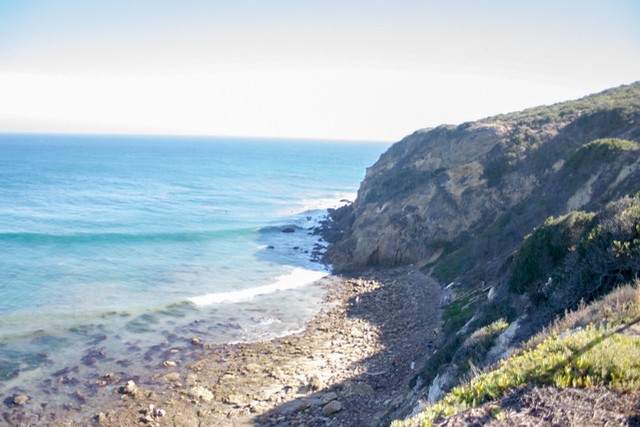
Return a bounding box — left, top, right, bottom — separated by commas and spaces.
3, 267, 443, 426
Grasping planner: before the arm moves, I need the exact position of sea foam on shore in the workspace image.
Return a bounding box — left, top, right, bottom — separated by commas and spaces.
189, 268, 328, 306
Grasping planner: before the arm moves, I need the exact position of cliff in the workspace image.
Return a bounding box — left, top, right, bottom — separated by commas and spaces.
323, 82, 640, 425
326, 82, 640, 280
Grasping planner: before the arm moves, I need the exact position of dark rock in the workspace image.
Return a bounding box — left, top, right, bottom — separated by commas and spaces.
81, 348, 106, 366
94, 412, 107, 423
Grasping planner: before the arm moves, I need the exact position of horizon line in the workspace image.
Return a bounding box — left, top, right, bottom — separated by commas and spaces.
0, 130, 393, 144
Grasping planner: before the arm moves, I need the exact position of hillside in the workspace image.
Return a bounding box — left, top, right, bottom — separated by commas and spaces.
323, 82, 640, 425
327, 82, 640, 276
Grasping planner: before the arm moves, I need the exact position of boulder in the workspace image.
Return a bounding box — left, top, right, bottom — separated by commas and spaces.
189, 386, 214, 403
321, 392, 338, 404
344, 381, 374, 395
12, 394, 28, 405
118, 380, 138, 396
308, 374, 323, 391
322, 400, 343, 416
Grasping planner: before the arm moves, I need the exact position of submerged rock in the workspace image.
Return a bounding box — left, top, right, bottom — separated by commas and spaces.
163, 372, 181, 383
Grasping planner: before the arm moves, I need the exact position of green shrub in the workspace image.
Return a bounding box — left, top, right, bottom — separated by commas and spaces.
432, 252, 465, 282
460, 319, 509, 365
442, 293, 477, 334
395, 323, 640, 427
568, 195, 640, 301
509, 211, 595, 293
564, 138, 639, 184
483, 157, 509, 186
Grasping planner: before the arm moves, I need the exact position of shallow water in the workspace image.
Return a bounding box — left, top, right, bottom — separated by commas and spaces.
0, 134, 389, 417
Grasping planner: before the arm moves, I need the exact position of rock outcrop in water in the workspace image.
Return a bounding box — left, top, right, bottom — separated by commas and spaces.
326, 82, 640, 279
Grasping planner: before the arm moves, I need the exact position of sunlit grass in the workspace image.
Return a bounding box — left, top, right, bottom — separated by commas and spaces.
394, 321, 640, 427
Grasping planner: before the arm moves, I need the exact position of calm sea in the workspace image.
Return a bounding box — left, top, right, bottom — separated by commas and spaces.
0, 134, 388, 402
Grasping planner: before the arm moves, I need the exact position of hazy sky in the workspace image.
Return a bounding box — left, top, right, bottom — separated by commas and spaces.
0, 1, 639, 141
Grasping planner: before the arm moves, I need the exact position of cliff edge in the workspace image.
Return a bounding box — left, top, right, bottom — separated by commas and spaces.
326, 82, 640, 280
324, 82, 640, 426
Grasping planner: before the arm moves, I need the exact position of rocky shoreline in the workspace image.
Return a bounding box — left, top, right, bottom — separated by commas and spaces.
4, 267, 443, 426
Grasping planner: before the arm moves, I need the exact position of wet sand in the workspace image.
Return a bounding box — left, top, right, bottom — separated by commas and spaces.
3, 267, 443, 427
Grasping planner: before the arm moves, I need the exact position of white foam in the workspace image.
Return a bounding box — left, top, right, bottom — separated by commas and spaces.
297, 192, 356, 212
257, 317, 282, 326
189, 268, 327, 306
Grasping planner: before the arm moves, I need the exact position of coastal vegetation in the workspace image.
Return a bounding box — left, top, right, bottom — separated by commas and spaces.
395, 316, 640, 426
395, 279, 640, 426
400, 190, 640, 425
324, 82, 640, 424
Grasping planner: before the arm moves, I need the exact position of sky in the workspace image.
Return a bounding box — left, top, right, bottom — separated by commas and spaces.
0, 1, 639, 142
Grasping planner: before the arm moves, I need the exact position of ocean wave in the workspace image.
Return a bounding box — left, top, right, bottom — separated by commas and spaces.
188, 268, 327, 306
274, 192, 356, 217
0, 229, 256, 245
296, 192, 356, 212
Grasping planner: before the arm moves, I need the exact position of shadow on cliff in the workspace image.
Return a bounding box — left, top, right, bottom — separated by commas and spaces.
252, 267, 444, 426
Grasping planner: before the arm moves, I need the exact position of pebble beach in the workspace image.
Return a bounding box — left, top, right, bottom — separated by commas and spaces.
4, 267, 443, 426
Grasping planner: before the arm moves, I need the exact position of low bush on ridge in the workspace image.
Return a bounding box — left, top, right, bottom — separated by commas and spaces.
395, 306, 640, 427
401, 193, 640, 426
509, 194, 640, 312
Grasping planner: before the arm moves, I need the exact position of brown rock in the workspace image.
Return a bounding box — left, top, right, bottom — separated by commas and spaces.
188, 386, 214, 403
308, 374, 323, 391
321, 392, 338, 404
322, 400, 342, 416
344, 381, 375, 395
118, 380, 138, 396
225, 393, 248, 406
12, 394, 28, 405
172, 411, 200, 427
163, 372, 181, 382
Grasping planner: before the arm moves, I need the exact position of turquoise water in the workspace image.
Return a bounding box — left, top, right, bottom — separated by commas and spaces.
0, 134, 389, 390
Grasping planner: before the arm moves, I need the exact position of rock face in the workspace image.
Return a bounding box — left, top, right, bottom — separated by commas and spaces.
326, 82, 640, 276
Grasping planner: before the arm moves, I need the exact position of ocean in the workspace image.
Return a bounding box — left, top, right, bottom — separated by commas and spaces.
0, 133, 389, 409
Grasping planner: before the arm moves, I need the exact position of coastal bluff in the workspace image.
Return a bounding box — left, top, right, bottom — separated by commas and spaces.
326, 82, 640, 278
323, 82, 640, 424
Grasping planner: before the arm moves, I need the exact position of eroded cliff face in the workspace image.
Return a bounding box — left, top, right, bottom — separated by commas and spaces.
327, 82, 640, 273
